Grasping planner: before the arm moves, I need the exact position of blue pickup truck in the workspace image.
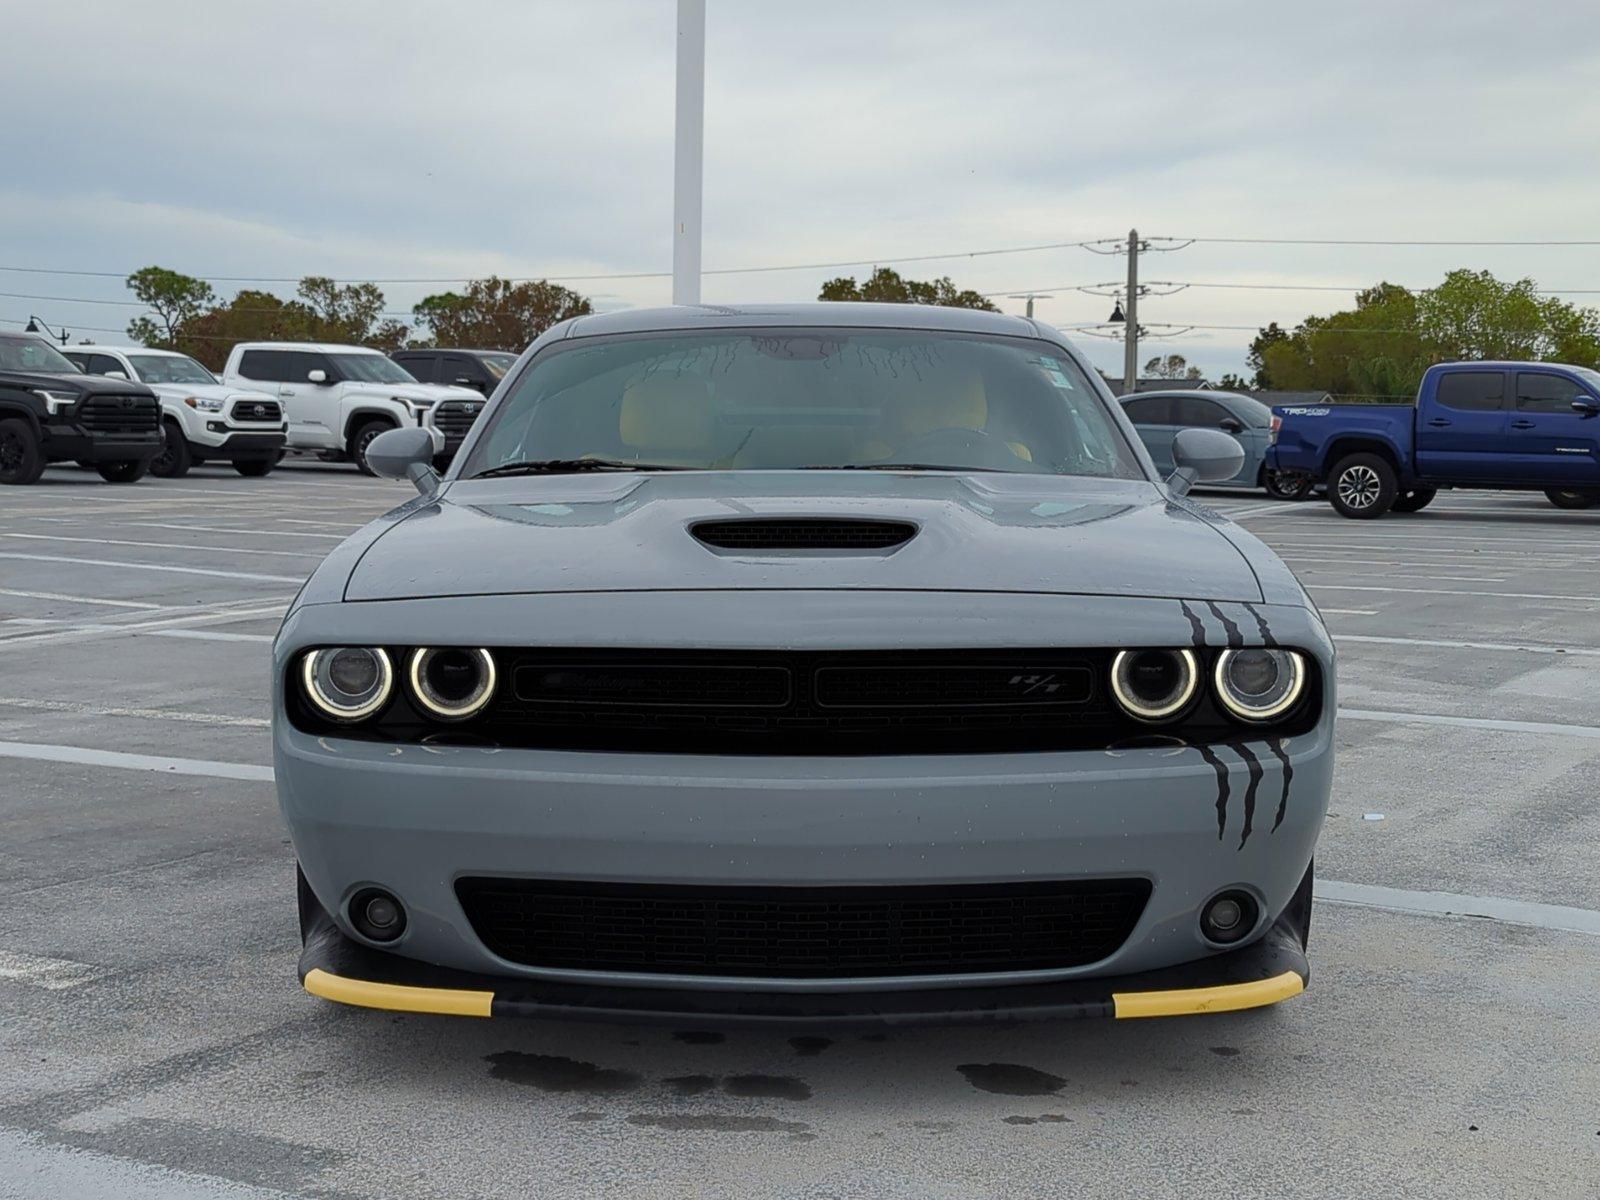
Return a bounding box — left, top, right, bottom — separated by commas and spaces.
1266, 361, 1600, 518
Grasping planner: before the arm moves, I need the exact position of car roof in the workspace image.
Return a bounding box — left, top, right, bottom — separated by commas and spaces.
232, 342, 378, 353
1430, 360, 1595, 372
396, 347, 516, 356
563, 302, 1041, 339
64, 345, 187, 358
1120, 389, 1258, 402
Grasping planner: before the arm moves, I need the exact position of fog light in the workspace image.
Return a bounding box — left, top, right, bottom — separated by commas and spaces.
1201, 890, 1258, 945
350, 887, 406, 943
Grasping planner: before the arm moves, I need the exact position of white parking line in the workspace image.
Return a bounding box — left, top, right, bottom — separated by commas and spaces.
1304, 571, 1510, 584
0, 697, 270, 728
0, 588, 161, 610
149, 628, 275, 644
0, 949, 109, 991
1337, 634, 1600, 657
1318, 608, 1378, 615
1311, 583, 1600, 604
1316, 881, 1600, 937
1340, 708, 1600, 740
0, 603, 288, 650
124, 521, 347, 540
1222, 501, 1310, 521
0, 740, 273, 781
0, 532, 324, 560
0, 552, 303, 585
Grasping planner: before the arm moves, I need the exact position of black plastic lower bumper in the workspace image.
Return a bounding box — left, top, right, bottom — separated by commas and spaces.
298, 897, 1310, 1027
197, 432, 287, 459
41, 427, 162, 464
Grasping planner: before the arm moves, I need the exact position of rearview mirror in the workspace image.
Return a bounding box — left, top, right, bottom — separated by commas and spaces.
1167, 427, 1245, 497
365, 426, 440, 496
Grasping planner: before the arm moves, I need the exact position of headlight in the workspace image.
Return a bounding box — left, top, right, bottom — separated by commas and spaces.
407, 647, 496, 720
300, 647, 394, 722
33, 388, 79, 415
1110, 648, 1199, 722
1213, 648, 1307, 722
183, 396, 226, 412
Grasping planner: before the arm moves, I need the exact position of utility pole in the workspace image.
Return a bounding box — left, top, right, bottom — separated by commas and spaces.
672, 0, 705, 306
1122, 228, 1139, 394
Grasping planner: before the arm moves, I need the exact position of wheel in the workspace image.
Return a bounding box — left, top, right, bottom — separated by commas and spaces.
348, 420, 394, 476
1328, 452, 1398, 519
95, 459, 150, 484
1545, 488, 1597, 510
1391, 487, 1437, 514
150, 422, 192, 478
0, 418, 46, 485
1263, 470, 1314, 501
233, 458, 275, 477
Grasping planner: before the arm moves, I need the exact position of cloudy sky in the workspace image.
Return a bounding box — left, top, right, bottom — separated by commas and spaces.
3, 0, 1599, 379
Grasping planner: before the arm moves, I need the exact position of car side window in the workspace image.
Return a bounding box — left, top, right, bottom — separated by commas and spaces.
1436, 371, 1506, 412
238, 350, 286, 382
1122, 397, 1174, 425
86, 354, 125, 377
280, 352, 334, 383
398, 354, 437, 383
61, 352, 90, 371
442, 355, 482, 385
1175, 397, 1229, 428
1516, 372, 1583, 414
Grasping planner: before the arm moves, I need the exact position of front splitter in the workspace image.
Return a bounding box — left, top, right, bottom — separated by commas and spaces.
298, 906, 1309, 1028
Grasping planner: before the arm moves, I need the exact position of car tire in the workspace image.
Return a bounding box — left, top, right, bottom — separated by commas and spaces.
1391, 487, 1437, 514
95, 459, 150, 484
348, 419, 394, 477
1328, 452, 1398, 519
1263, 470, 1314, 501
150, 421, 192, 478
0, 418, 46, 486
233, 458, 275, 477
1544, 488, 1598, 510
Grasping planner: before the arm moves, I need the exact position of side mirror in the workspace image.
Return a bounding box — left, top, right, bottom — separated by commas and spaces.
452, 375, 475, 387
307, 369, 330, 385
365, 426, 440, 496
1167, 427, 1245, 496
1571, 397, 1600, 417
105, 369, 128, 380
1218, 416, 1244, 434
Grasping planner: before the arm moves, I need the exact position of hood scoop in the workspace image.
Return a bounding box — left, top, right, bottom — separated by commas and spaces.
691, 518, 917, 553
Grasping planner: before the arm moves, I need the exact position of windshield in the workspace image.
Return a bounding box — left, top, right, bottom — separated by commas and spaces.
461, 329, 1143, 479
481, 353, 517, 379
128, 353, 216, 385
1234, 396, 1274, 427
0, 335, 81, 375
1572, 366, 1600, 393
328, 353, 418, 384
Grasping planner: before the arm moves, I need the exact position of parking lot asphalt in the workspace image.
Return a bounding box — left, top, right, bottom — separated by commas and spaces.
2, 465, 1597, 1199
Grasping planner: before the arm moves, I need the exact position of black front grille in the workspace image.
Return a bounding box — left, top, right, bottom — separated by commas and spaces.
433, 400, 482, 441
230, 399, 282, 423
456, 878, 1151, 978
693, 518, 916, 551
77, 394, 159, 434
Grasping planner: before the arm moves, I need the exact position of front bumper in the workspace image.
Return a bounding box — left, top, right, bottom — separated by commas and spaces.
299, 879, 1309, 1025
195, 430, 287, 458
40, 423, 162, 463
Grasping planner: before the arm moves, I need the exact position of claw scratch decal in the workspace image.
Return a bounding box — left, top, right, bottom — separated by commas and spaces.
1178, 600, 1207, 647
1240, 602, 1279, 648
1265, 737, 1294, 831
1196, 745, 1230, 840
1204, 601, 1243, 647
1231, 742, 1264, 849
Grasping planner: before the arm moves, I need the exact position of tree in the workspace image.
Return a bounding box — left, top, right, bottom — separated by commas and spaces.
1143, 353, 1202, 380
1215, 373, 1251, 391
411, 277, 591, 350
818, 267, 998, 312
125, 267, 216, 347
296, 276, 407, 348
173, 289, 320, 369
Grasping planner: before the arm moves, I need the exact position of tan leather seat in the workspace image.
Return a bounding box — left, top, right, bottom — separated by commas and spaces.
619, 374, 717, 464
858, 368, 1032, 462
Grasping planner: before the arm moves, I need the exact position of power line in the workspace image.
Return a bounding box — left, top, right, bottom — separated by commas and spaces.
1162, 235, 1600, 247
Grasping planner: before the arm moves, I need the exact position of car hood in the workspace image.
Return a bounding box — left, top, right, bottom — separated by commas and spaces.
0, 369, 154, 396
147, 382, 274, 402
343, 472, 1263, 603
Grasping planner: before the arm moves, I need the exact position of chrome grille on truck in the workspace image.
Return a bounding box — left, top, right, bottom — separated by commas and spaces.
76, 394, 159, 434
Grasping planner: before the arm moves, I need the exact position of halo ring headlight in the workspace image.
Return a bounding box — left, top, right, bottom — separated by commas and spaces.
1213, 648, 1307, 722
301, 647, 393, 722
1110, 648, 1200, 722
407, 647, 496, 721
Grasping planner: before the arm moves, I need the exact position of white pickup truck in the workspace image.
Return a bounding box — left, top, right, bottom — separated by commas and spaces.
63, 345, 287, 477
220, 342, 482, 475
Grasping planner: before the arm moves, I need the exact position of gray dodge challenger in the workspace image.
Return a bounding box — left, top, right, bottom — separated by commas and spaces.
275, 302, 1333, 1024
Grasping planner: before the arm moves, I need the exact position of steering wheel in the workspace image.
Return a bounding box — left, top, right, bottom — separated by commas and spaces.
891, 427, 1028, 470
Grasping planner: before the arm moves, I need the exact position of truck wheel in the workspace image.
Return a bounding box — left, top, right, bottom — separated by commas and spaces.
95, 459, 150, 484
1329, 453, 1397, 519
1391, 488, 1437, 514
348, 419, 394, 477
233, 458, 275, 477
1264, 470, 1314, 500
0, 418, 46, 486
150, 421, 192, 478
1545, 488, 1598, 510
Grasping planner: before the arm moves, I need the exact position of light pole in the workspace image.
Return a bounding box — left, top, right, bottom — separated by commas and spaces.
672, 0, 705, 306
1122, 228, 1139, 393
24, 315, 70, 346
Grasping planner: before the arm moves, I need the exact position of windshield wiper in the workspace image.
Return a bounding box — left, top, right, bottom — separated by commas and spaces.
470, 457, 691, 479
821, 462, 975, 472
